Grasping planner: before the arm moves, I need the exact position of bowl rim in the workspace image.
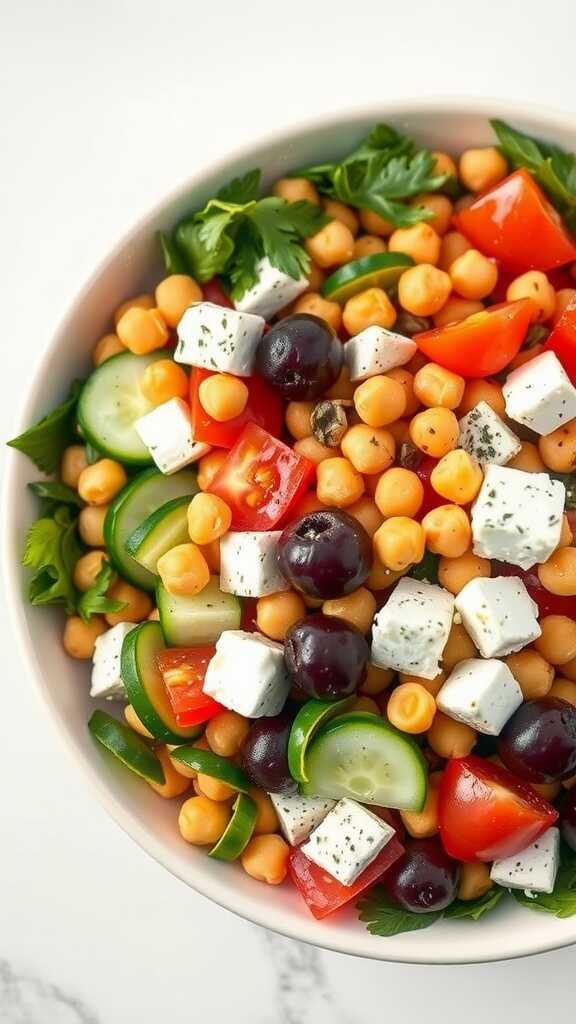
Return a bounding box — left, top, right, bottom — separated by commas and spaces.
4, 95, 576, 965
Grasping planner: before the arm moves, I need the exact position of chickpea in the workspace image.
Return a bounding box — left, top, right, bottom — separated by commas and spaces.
199, 538, 220, 573
168, 735, 210, 779
459, 379, 505, 418
157, 543, 210, 597
140, 359, 188, 405
399, 669, 447, 697
367, 559, 404, 591
285, 401, 314, 440
287, 491, 327, 523
388, 682, 437, 734
305, 261, 325, 293
155, 274, 202, 327
324, 366, 356, 401
454, 194, 475, 213
422, 504, 471, 558
413, 363, 465, 410
504, 649, 554, 700
195, 773, 236, 802
442, 622, 477, 671
507, 271, 556, 323
375, 467, 424, 518
351, 696, 380, 715
292, 291, 342, 332
538, 547, 576, 596
114, 293, 155, 326
92, 333, 125, 366
63, 614, 107, 659
409, 407, 459, 458
198, 373, 249, 422
116, 306, 169, 355
323, 587, 377, 634
148, 746, 192, 798
354, 374, 406, 427
360, 663, 395, 696
178, 795, 231, 845
248, 787, 280, 834
401, 772, 441, 837
553, 288, 576, 326
78, 459, 127, 506
509, 441, 547, 473
430, 449, 483, 505
410, 195, 453, 236
316, 456, 365, 508
256, 591, 306, 641
354, 235, 387, 258
272, 177, 319, 204
343, 287, 397, 335
105, 580, 153, 625
428, 711, 477, 758
438, 231, 472, 272
73, 550, 107, 592
534, 615, 576, 665
148, 607, 160, 620
386, 418, 412, 446
532, 779, 563, 800
431, 151, 458, 179
293, 436, 336, 465
558, 515, 574, 549
359, 208, 394, 236
561, 656, 576, 682
205, 710, 250, 757
389, 223, 441, 266
550, 678, 576, 706
346, 496, 383, 537
386, 367, 420, 417
438, 549, 491, 594
241, 834, 290, 885
539, 421, 576, 473
341, 424, 395, 475
60, 445, 88, 489
458, 147, 508, 193
305, 220, 355, 269
197, 449, 228, 491
398, 265, 452, 317
433, 298, 484, 329
373, 517, 425, 572
322, 198, 359, 235
458, 862, 493, 902
187, 492, 231, 545
449, 250, 498, 301
124, 703, 153, 739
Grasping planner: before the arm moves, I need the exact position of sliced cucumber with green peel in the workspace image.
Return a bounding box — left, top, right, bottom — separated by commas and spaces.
121, 621, 203, 744
77, 350, 165, 464
170, 746, 250, 793
157, 576, 242, 646
209, 793, 257, 861
125, 495, 192, 574
300, 712, 427, 811
288, 696, 356, 785
322, 253, 413, 304
88, 709, 165, 784
105, 467, 198, 590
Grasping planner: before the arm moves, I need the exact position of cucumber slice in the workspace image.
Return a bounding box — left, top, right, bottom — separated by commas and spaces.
105, 467, 198, 590
88, 709, 165, 784
120, 621, 203, 743
170, 746, 250, 793
77, 350, 166, 464
288, 696, 356, 784
125, 496, 191, 574
322, 253, 413, 304
300, 712, 427, 811
209, 793, 257, 861
157, 576, 241, 645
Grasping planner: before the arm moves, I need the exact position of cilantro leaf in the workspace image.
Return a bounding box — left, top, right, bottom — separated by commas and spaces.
8, 381, 83, 474
443, 887, 505, 921
158, 231, 187, 275
175, 217, 233, 283
227, 221, 262, 301
23, 506, 82, 614
511, 844, 576, 918
217, 169, 261, 204
491, 120, 576, 232
77, 560, 126, 623
28, 480, 83, 517
357, 887, 443, 936
249, 198, 328, 280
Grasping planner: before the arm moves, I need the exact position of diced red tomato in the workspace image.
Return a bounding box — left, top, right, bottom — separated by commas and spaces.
241, 597, 258, 632
189, 368, 283, 449
202, 278, 233, 308
414, 456, 443, 518
438, 755, 558, 863
156, 647, 222, 727
493, 561, 576, 618
208, 422, 314, 530
415, 300, 533, 378
289, 833, 404, 919
544, 296, 576, 382
455, 169, 576, 273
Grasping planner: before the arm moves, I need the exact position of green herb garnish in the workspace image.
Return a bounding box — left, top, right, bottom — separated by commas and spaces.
28, 480, 83, 517
443, 887, 505, 921
511, 844, 576, 919
357, 886, 444, 936
491, 120, 576, 232
22, 506, 83, 614
77, 560, 126, 623
8, 381, 83, 474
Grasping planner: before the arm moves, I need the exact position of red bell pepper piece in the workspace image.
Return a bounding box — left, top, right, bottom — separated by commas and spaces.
156, 647, 222, 727
415, 301, 533, 378
189, 368, 283, 449
544, 296, 576, 382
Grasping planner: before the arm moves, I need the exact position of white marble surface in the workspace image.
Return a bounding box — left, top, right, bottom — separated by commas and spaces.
2, 1, 576, 1019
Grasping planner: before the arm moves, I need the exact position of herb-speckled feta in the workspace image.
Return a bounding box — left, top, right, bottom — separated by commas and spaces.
234, 257, 308, 319
459, 401, 521, 467
454, 576, 541, 658
490, 828, 560, 893
504, 351, 576, 435
220, 531, 287, 597
175, 302, 265, 376
436, 657, 523, 735
471, 464, 565, 570
371, 577, 454, 679
91, 623, 138, 700
301, 798, 396, 886
134, 398, 210, 474
203, 630, 289, 717
270, 792, 335, 844
344, 326, 416, 382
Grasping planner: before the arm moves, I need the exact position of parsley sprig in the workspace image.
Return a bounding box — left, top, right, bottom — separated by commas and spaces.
23, 506, 83, 614
8, 381, 83, 474
78, 560, 127, 623
357, 885, 504, 937
511, 843, 576, 919
491, 120, 576, 232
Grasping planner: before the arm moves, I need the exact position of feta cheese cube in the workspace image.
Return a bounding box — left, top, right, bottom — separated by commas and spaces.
490, 827, 561, 894
454, 576, 541, 658
436, 657, 523, 735
233, 257, 308, 319
301, 798, 396, 886
471, 464, 565, 570
90, 623, 137, 700
344, 326, 417, 382
458, 401, 521, 467
371, 577, 454, 679
503, 351, 576, 435
219, 531, 287, 597
270, 792, 335, 845
203, 630, 289, 717
175, 302, 264, 376
135, 398, 210, 474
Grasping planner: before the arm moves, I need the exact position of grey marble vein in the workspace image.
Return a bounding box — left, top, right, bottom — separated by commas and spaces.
261, 931, 356, 1024
0, 960, 98, 1024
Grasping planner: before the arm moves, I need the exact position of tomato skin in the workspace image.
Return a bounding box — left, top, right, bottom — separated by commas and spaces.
438, 755, 558, 863
455, 169, 576, 273
156, 647, 223, 727
414, 456, 443, 518
289, 833, 404, 919
493, 561, 576, 618
189, 369, 283, 449
415, 300, 532, 378
544, 298, 576, 383
202, 278, 233, 308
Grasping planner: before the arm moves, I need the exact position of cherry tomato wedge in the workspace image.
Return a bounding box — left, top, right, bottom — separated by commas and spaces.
455, 169, 576, 273
289, 833, 404, 919
156, 646, 223, 727
544, 296, 576, 383
415, 300, 532, 378
190, 368, 283, 449
202, 278, 233, 308
414, 455, 444, 518
208, 422, 314, 530
438, 755, 558, 863
493, 561, 576, 619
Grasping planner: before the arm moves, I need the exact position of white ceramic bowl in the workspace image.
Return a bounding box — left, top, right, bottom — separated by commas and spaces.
4, 98, 576, 964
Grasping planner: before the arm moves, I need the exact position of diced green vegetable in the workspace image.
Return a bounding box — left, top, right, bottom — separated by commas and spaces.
88, 709, 165, 784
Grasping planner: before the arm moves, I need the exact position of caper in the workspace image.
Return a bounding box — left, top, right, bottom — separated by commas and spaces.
310, 401, 348, 447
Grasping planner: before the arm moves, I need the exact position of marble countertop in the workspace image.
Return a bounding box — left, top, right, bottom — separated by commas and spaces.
2, 1, 576, 1019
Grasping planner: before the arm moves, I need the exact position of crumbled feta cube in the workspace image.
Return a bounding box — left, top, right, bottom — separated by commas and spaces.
233, 257, 308, 319
203, 630, 289, 717
270, 792, 335, 844
436, 657, 523, 735
135, 398, 210, 474
91, 623, 138, 700
471, 464, 565, 570
175, 302, 264, 376
459, 401, 521, 467
503, 351, 576, 435
344, 326, 417, 382
371, 577, 454, 679
301, 798, 396, 886
219, 531, 287, 597
454, 576, 541, 658
490, 828, 561, 894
